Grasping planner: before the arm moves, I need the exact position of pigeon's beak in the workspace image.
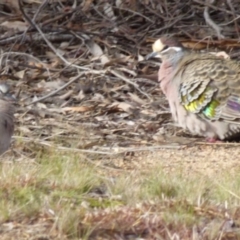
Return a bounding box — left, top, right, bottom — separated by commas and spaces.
145, 51, 162, 60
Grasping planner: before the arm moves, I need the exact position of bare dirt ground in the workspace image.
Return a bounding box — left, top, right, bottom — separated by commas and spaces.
110, 144, 240, 176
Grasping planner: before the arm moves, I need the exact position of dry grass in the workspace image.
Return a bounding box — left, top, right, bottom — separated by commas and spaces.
1, 144, 240, 239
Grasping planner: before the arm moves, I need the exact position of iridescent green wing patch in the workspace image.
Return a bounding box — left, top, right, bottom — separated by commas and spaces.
180, 81, 220, 120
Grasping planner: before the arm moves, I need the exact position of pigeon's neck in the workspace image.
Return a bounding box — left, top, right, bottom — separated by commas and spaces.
159, 51, 186, 95
159, 62, 172, 95
163, 50, 186, 67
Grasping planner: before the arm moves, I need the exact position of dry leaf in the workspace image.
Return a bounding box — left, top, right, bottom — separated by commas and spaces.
115, 0, 123, 7
86, 40, 110, 64
37, 79, 64, 91
128, 93, 147, 105
2, 0, 20, 13
109, 102, 133, 113
1, 21, 28, 31
103, 3, 116, 20
14, 70, 26, 79
61, 106, 93, 113
59, 90, 74, 100
82, 0, 94, 11
138, 54, 145, 62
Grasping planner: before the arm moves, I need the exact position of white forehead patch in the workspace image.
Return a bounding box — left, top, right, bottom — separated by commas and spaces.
152, 39, 164, 52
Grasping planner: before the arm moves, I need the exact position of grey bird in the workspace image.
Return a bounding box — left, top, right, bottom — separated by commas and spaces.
146, 36, 240, 142
0, 83, 15, 154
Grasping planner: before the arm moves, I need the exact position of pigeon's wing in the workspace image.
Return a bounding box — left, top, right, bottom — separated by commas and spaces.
176, 56, 240, 122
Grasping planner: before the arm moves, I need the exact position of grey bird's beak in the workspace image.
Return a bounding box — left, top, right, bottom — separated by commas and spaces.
145, 51, 161, 60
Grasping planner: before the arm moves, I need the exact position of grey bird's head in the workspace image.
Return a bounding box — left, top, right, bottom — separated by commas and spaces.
146, 36, 185, 62
0, 83, 16, 102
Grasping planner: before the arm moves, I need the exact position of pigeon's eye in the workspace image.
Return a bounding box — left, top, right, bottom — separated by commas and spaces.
162, 45, 169, 51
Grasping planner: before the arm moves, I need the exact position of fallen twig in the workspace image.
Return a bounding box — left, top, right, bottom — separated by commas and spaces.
204, 0, 224, 39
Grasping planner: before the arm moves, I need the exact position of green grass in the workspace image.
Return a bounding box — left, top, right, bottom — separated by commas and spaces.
1, 149, 240, 238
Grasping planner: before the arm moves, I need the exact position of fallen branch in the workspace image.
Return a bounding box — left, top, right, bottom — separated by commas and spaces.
204, 0, 224, 39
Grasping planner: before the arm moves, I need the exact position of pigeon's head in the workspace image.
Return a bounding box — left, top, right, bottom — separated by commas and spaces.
146, 36, 184, 61
0, 83, 16, 102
